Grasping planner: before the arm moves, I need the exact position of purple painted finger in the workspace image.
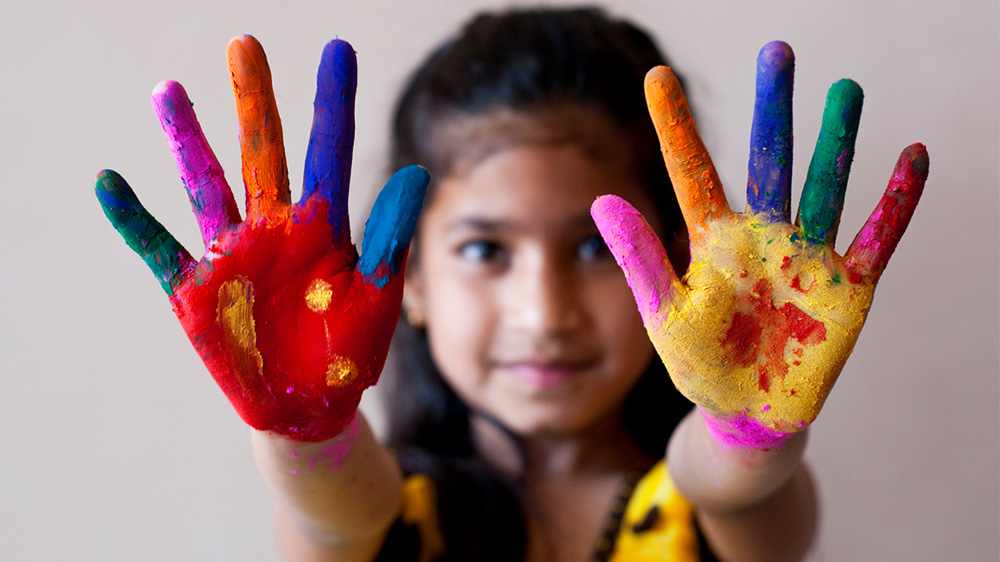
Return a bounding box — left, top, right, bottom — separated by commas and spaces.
152, 80, 241, 247
845, 143, 928, 280
591, 195, 679, 327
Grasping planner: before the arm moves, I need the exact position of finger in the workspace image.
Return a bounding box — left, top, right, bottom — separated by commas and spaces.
95, 170, 195, 295
845, 143, 928, 280
152, 80, 241, 247
746, 41, 794, 221
591, 195, 679, 328
227, 35, 291, 219
357, 166, 430, 288
302, 40, 357, 241
797, 79, 864, 246
645, 66, 731, 243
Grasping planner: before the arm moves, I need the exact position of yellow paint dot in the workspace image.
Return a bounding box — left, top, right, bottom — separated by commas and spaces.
326, 355, 360, 387
216, 276, 264, 394
305, 279, 333, 313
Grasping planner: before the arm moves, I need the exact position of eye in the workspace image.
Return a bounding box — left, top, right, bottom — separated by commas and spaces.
578, 234, 610, 262
457, 239, 507, 264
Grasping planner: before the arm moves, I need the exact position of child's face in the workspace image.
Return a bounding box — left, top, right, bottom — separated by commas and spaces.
404, 130, 661, 438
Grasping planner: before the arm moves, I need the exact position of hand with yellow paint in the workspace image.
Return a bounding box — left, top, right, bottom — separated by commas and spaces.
591, 41, 927, 448
96, 36, 428, 442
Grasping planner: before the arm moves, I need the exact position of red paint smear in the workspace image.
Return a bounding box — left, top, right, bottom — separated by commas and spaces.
171, 198, 404, 442
721, 279, 827, 391
789, 275, 811, 293
780, 256, 792, 270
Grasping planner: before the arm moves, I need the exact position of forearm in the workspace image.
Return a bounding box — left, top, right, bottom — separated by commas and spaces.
251, 413, 403, 559
667, 409, 817, 562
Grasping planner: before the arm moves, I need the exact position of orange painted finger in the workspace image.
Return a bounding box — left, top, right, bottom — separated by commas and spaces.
645, 66, 731, 242
227, 35, 290, 219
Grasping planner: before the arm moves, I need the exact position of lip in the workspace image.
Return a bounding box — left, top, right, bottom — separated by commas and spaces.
498, 360, 595, 390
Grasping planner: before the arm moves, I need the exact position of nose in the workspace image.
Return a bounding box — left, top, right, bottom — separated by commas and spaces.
504, 249, 583, 337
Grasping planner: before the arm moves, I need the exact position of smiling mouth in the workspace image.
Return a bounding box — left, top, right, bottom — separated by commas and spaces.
499, 360, 595, 390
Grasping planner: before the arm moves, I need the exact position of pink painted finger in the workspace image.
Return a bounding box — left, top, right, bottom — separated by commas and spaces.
591, 195, 679, 327
152, 81, 241, 247
645, 66, 732, 243
845, 143, 928, 280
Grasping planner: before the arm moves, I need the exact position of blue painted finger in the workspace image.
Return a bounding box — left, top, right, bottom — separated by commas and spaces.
747, 41, 795, 221
302, 39, 357, 240
358, 165, 430, 288
798, 79, 864, 246
95, 170, 195, 295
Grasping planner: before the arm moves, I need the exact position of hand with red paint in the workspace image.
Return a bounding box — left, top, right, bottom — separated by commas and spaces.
96, 36, 428, 442
592, 42, 927, 448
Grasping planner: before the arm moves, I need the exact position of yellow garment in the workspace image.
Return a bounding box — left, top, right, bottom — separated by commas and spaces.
396, 461, 700, 561
399, 474, 446, 562
609, 461, 699, 562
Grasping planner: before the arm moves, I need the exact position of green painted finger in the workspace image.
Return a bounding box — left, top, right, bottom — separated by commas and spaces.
798, 79, 863, 246
95, 170, 195, 295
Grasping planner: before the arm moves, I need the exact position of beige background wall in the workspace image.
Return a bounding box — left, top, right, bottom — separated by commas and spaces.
1, 0, 996, 560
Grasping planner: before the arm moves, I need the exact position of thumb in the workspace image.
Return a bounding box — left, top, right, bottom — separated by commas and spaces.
591, 195, 680, 328
358, 165, 430, 288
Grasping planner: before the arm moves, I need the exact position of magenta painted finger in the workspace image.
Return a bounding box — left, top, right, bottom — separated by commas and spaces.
591, 195, 678, 326
153, 80, 241, 247
845, 143, 928, 280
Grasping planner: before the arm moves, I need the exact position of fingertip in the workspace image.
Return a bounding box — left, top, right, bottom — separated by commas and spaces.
227, 34, 261, 52
644, 65, 680, 98
590, 194, 638, 233
901, 143, 929, 177
384, 165, 430, 221
758, 40, 794, 69
317, 38, 358, 94
827, 78, 864, 116
397, 164, 431, 195
95, 169, 131, 198
321, 38, 357, 66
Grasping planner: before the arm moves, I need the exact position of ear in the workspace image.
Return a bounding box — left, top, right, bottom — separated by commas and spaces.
402, 262, 426, 328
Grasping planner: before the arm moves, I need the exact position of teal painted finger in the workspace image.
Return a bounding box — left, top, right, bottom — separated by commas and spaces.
798, 79, 864, 245
95, 170, 195, 295
358, 165, 430, 288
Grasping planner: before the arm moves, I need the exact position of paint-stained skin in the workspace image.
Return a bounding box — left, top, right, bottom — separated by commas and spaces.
96, 36, 428, 442
592, 41, 928, 447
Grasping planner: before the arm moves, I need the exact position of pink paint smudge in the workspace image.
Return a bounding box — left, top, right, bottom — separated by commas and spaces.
700, 407, 793, 449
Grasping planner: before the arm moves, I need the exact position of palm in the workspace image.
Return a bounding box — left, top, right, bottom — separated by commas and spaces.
666, 215, 870, 432
593, 42, 927, 442
97, 36, 427, 441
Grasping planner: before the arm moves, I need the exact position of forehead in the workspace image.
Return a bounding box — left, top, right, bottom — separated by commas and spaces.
424, 140, 652, 234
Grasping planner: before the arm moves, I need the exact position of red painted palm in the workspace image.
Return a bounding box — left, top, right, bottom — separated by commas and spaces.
97, 36, 428, 442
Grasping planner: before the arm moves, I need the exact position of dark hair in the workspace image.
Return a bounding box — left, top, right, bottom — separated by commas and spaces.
383, 7, 693, 560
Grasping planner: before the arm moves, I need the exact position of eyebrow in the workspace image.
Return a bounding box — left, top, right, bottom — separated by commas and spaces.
445, 213, 598, 234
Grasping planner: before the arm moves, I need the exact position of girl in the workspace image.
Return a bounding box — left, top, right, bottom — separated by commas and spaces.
96, 6, 927, 562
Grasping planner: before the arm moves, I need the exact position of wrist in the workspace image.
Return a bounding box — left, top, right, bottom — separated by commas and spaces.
669, 409, 809, 513
698, 407, 795, 451
253, 413, 362, 474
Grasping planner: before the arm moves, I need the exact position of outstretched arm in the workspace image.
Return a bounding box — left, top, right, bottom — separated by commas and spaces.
593, 41, 927, 561
97, 36, 428, 559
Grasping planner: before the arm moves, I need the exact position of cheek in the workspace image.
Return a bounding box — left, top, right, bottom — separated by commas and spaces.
422, 275, 494, 393
591, 275, 656, 377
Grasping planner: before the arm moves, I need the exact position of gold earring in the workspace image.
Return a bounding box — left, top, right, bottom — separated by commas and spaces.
405, 307, 425, 328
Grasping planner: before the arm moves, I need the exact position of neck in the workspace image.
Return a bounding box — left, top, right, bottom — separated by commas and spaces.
470, 410, 655, 481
